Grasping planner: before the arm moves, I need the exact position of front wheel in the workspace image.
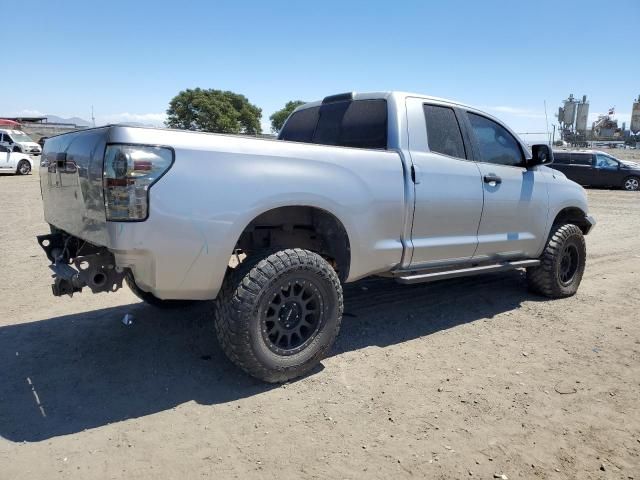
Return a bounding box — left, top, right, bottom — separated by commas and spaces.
623, 176, 639, 191
17, 160, 31, 175
527, 224, 586, 298
214, 248, 343, 383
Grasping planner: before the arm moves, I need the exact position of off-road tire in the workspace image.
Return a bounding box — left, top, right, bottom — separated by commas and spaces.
125, 271, 196, 308
17, 160, 31, 175
623, 176, 639, 191
527, 224, 586, 298
214, 248, 343, 383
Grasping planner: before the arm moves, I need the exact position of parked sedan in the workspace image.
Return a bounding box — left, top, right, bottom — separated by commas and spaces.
552, 150, 640, 191
0, 145, 33, 175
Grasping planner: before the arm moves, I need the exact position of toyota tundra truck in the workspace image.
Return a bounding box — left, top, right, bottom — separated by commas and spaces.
37, 91, 596, 382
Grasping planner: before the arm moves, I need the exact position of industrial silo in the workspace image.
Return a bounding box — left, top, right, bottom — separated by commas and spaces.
631, 95, 640, 134
563, 94, 577, 128
575, 95, 589, 133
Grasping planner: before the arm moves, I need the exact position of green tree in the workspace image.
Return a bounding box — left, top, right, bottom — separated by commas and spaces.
166, 88, 262, 134
269, 100, 306, 133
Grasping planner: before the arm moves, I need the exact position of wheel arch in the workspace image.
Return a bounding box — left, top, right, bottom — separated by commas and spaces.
551, 206, 593, 234
231, 205, 352, 282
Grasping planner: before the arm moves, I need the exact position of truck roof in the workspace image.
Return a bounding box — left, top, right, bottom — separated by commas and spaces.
299, 91, 474, 111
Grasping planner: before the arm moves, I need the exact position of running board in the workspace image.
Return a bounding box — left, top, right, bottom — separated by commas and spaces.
395, 260, 541, 285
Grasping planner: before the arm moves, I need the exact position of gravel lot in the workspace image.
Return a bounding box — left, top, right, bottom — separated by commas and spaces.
1, 168, 639, 479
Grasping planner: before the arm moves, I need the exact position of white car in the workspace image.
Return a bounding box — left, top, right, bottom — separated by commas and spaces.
0, 145, 33, 174
0, 129, 42, 155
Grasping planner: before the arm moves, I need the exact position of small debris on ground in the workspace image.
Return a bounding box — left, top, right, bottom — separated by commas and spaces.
121, 313, 134, 326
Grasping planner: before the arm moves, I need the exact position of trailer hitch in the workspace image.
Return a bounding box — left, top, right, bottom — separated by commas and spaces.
37, 233, 125, 297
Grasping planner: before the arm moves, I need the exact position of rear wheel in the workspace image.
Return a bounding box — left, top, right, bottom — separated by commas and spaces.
623, 176, 639, 191
17, 160, 31, 175
527, 224, 586, 298
214, 248, 343, 383
125, 271, 196, 308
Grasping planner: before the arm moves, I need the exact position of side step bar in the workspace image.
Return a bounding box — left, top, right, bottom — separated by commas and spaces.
396, 259, 541, 285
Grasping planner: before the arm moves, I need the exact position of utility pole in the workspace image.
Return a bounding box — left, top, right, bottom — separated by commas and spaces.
91, 106, 96, 127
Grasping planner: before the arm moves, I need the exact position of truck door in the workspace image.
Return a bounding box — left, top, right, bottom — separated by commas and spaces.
406, 98, 484, 267
464, 111, 549, 260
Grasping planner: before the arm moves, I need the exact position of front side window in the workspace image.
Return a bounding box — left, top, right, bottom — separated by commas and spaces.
571, 153, 593, 166
468, 113, 524, 167
553, 152, 570, 164
595, 154, 618, 169
423, 104, 466, 159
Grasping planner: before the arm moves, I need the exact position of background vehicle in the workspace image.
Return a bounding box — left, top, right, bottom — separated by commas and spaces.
37, 91, 595, 382
0, 145, 33, 175
552, 150, 640, 191
0, 129, 42, 155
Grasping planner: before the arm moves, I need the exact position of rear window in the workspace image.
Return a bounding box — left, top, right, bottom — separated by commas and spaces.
571, 153, 593, 166
553, 152, 570, 164
279, 99, 387, 150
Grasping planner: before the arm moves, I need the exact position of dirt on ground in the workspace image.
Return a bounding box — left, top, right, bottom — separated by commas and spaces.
0, 169, 639, 480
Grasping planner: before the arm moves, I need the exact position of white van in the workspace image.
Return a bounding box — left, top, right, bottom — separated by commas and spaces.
0, 129, 42, 155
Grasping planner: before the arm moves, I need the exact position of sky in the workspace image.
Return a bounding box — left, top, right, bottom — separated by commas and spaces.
1, 0, 638, 140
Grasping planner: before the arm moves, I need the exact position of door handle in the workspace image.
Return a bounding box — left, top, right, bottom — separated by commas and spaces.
483, 174, 502, 185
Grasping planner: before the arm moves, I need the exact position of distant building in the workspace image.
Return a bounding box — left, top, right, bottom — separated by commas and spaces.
0, 116, 87, 140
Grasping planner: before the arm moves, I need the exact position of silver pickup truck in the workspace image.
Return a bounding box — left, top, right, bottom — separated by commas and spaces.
37, 91, 595, 382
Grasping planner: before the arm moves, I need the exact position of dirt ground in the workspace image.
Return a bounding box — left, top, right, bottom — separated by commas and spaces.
1, 168, 639, 480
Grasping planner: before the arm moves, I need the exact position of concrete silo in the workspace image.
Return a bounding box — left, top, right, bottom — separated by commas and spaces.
631, 95, 640, 134
575, 95, 589, 134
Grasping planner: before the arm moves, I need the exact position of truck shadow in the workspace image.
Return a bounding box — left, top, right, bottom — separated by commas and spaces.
0, 271, 542, 442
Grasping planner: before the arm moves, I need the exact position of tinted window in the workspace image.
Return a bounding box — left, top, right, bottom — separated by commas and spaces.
571, 153, 592, 166
338, 100, 387, 149
468, 113, 524, 166
279, 106, 320, 142
553, 152, 570, 164
279, 100, 387, 149
423, 105, 466, 159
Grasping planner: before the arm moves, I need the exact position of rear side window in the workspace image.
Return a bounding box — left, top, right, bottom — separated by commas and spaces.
337, 100, 387, 149
468, 112, 524, 167
423, 104, 466, 159
571, 153, 593, 166
279, 99, 387, 150
279, 106, 320, 143
553, 152, 570, 164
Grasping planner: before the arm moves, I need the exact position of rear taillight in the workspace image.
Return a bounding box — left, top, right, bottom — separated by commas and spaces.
103, 144, 173, 221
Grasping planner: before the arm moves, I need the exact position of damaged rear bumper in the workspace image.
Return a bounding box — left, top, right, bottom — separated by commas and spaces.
37, 232, 125, 297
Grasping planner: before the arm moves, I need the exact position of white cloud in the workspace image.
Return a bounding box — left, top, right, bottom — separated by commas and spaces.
96, 112, 167, 127
5, 109, 46, 117
588, 111, 631, 126
481, 105, 546, 119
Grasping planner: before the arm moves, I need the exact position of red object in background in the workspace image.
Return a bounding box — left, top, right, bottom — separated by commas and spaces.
0, 119, 21, 127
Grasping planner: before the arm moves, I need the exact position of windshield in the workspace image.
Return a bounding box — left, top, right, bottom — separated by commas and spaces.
10, 132, 35, 142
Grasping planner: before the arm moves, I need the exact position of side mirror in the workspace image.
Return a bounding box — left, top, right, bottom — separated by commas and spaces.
529, 144, 554, 168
